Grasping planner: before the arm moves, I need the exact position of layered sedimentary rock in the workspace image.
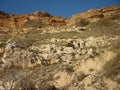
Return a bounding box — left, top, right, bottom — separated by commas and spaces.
67, 6, 120, 25
0, 11, 67, 29
0, 6, 120, 29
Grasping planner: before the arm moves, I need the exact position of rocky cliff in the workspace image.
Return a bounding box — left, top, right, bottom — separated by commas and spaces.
67, 6, 120, 25
0, 11, 67, 29
0, 6, 120, 29
0, 6, 120, 90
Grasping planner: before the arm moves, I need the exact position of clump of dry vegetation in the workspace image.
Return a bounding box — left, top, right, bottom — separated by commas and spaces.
74, 19, 90, 27
76, 72, 87, 81
103, 51, 120, 84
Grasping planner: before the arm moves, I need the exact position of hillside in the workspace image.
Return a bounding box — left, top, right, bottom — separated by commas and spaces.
68, 6, 120, 25
0, 6, 120, 90
0, 6, 120, 29
0, 11, 67, 29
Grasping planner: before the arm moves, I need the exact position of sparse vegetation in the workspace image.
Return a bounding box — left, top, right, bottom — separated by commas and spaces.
23, 20, 42, 28
103, 51, 120, 80
75, 19, 89, 27
13, 78, 37, 90
88, 18, 120, 36
116, 78, 120, 84
110, 14, 120, 20
76, 72, 86, 81
65, 66, 74, 73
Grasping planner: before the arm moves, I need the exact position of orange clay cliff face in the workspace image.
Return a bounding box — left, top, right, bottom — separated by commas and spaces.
0, 11, 67, 29
0, 6, 120, 29
67, 6, 120, 25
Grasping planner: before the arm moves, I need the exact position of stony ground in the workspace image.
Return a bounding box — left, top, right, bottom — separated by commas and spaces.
0, 14, 120, 90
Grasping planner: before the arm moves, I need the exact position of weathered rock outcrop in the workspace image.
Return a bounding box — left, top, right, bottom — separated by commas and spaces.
67, 6, 120, 25
0, 6, 120, 29
0, 35, 119, 68
0, 11, 67, 29
0, 35, 120, 90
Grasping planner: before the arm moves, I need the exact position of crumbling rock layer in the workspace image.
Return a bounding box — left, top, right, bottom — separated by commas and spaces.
0, 35, 120, 90
0, 6, 120, 29
0, 11, 67, 29
67, 6, 120, 25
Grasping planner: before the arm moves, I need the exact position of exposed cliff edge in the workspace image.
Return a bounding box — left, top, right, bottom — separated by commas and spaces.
0, 6, 120, 29
0, 11, 67, 29
67, 6, 120, 25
